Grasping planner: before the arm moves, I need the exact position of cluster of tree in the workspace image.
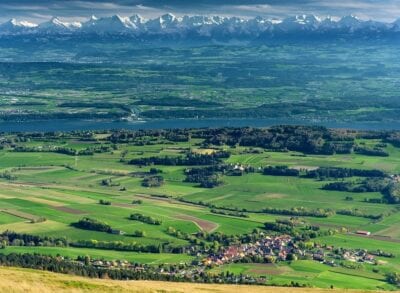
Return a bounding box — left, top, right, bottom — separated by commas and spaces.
132, 230, 146, 237
261, 166, 387, 181
264, 222, 295, 234
99, 199, 111, 205
386, 272, 400, 287
354, 146, 389, 157
13, 145, 112, 156
149, 168, 163, 174
184, 165, 226, 188
382, 182, 400, 204
141, 175, 164, 187
129, 213, 162, 225
132, 200, 143, 204
322, 178, 390, 193
262, 207, 334, 218
336, 209, 382, 220
384, 133, 400, 148
201, 126, 355, 155
370, 250, 395, 258
108, 129, 191, 144
72, 240, 161, 253
184, 165, 223, 182
263, 166, 299, 176
165, 227, 219, 253
210, 209, 248, 218
0, 231, 168, 253
71, 218, 113, 233
196, 174, 223, 188
304, 167, 386, 179
363, 197, 384, 204
167, 226, 271, 252
129, 151, 230, 166
0, 171, 17, 181
322, 177, 400, 205
264, 220, 332, 241
0, 231, 68, 248
100, 178, 120, 187
0, 252, 261, 284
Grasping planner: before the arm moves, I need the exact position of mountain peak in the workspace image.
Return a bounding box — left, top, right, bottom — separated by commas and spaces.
3, 18, 37, 28
9, 18, 18, 25
38, 17, 79, 32
130, 14, 145, 23
339, 15, 361, 24
49, 17, 65, 26
111, 14, 124, 21
0, 13, 398, 39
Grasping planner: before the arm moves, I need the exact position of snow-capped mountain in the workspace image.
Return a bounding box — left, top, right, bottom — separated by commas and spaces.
81, 15, 135, 33
0, 14, 399, 42
276, 14, 321, 32
0, 18, 37, 34
36, 17, 81, 33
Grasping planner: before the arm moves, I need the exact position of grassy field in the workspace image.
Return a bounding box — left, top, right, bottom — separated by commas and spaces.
0, 129, 399, 289
0, 266, 392, 293
210, 260, 394, 290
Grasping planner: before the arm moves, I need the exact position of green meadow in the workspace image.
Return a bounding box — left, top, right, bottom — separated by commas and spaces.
0, 128, 399, 290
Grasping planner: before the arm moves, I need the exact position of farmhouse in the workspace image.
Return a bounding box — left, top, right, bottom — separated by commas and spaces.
110, 229, 126, 235
356, 230, 371, 236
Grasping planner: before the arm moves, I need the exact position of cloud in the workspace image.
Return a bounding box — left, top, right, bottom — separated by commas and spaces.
0, 0, 398, 23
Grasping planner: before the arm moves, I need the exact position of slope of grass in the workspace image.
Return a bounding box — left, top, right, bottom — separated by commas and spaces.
0, 266, 388, 293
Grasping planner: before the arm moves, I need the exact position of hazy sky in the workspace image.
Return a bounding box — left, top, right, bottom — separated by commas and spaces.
0, 0, 399, 23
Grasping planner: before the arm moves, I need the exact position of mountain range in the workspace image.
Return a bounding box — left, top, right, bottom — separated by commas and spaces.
1, 14, 400, 42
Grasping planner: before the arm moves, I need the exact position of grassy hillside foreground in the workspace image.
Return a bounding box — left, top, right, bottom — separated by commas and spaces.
0, 266, 393, 293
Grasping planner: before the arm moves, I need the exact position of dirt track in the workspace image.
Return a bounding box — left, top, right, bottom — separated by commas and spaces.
175, 214, 218, 232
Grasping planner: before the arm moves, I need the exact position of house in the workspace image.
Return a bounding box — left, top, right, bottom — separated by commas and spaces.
356, 230, 371, 236
313, 253, 325, 262
110, 229, 126, 235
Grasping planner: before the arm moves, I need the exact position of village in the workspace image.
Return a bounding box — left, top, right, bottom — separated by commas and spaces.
82, 233, 384, 284
201, 234, 379, 268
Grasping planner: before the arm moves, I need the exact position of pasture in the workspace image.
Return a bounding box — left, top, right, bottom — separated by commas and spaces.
0, 128, 398, 289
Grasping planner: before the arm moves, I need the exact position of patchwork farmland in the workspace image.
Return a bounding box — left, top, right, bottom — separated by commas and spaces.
0, 126, 399, 290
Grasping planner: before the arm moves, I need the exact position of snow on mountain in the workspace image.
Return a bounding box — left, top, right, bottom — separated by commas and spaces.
36, 17, 81, 33
146, 13, 179, 32
130, 14, 146, 28
276, 14, 322, 32
181, 15, 220, 27
337, 15, 363, 32
0, 14, 399, 40
0, 18, 37, 34
81, 15, 135, 33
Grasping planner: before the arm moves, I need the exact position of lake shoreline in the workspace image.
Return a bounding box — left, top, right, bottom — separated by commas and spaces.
0, 118, 397, 132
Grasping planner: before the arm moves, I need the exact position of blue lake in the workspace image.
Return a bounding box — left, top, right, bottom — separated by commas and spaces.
0, 118, 398, 132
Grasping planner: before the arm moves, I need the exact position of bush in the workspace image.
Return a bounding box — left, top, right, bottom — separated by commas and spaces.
142, 175, 164, 187
129, 213, 162, 225
72, 218, 112, 233
132, 230, 146, 237
99, 199, 111, 205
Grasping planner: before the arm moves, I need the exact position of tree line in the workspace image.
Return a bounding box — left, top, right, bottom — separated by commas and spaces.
129, 151, 230, 166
